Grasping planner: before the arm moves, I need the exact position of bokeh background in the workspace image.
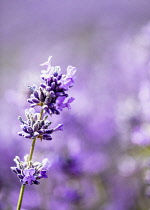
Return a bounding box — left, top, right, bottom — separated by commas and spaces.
1, 0, 150, 209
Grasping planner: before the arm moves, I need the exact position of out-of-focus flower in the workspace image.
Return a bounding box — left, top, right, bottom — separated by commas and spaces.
10, 155, 51, 185
57, 155, 83, 177
63, 188, 82, 204
132, 124, 150, 146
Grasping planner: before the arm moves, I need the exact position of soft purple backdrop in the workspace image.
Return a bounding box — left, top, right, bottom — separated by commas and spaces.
1, 1, 150, 209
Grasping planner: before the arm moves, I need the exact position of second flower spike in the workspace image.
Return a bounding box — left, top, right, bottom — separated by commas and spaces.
18, 108, 63, 141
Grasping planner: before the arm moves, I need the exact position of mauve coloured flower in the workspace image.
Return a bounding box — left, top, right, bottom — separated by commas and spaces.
57, 155, 83, 177
27, 57, 76, 115
56, 96, 75, 111
10, 155, 50, 185
18, 108, 63, 141
64, 188, 82, 203
22, 168, 36, 185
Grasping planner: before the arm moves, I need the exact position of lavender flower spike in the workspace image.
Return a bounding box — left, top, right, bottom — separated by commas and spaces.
18, 108, 63, 141
27, 56, 76, 115
40, 56, 52, 68
10, 56, 76, 210
11, 155, 51, 185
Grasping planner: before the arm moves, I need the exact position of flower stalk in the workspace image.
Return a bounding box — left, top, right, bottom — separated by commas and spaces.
16, 185, 26, 210
28, 137, 37, 162
10, 56, 76, 209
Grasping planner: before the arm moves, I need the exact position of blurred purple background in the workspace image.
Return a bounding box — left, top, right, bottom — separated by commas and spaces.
1, 0, 150, 209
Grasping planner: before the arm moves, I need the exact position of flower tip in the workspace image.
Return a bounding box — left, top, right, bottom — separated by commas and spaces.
53, 123, 64, 132
42, 158, 51, 170
59, 124, 64, 131
40, 56, 52, 66
18, 132, 23, 136
67, 66, 77, 76
68, 97, 75, 103
18, 116, 24, 124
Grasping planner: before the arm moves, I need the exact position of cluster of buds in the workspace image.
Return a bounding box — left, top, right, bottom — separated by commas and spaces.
18, 108, 63, 141
27, 56, 76, 115
11, 155, 50, 185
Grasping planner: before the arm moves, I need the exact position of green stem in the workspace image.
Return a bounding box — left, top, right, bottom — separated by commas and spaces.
16, 108, 44, 209
16, 185, 26, 210
28, 137, 37, 162
39, 109, 44, 120
28, 109, 43, 162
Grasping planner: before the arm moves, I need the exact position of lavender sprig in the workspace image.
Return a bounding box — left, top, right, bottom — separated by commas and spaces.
18, 108, 63, 141
11, 154, 51, 185
27, 56, 76, 115
11, 56, 76, 210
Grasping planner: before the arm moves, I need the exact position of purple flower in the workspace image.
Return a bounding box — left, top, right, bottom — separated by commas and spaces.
27, 57, 76, 115
57, 155, 83, 177
131, 124, 150, 146
22, 168, 36, 185
64, 188, 82, 203
56, 96, 75, 111
10, 155, 51, 185
18, 108, 63, 141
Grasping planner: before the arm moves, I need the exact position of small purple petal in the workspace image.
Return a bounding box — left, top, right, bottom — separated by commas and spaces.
33, 91, 39, 99
24, 134, 32, 138
43, 134, 52, 140
45, 129, 53, 134
53, 124, 63, 132
68, 97, 75, 103
39, 170, 48, 178
27, 99, 33, 104
51, 82, 55, 90
46, 86, 51, 91
40, 83, 47, 88
18, 132, 23, 136
32, 98, 40, 103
